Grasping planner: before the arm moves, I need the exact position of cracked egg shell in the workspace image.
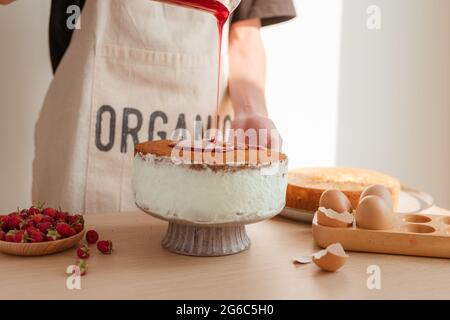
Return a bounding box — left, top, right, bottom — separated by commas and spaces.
317, 207, 354, 228
312, 243, 348, 272
360, 184, 393, 209
356, 195, 394, 230
319, 189, 353, 213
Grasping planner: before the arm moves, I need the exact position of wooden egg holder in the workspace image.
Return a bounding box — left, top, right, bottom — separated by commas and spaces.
312, 212, 450, 259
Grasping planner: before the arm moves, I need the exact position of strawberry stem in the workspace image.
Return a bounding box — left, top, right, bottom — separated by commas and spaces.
37, 201, 45, 210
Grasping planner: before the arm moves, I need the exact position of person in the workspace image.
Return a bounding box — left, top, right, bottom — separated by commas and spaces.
1, 0, 296, 213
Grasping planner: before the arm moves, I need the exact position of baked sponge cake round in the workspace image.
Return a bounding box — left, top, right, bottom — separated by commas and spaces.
286, 167, 401, 211
133, 140, 288, 224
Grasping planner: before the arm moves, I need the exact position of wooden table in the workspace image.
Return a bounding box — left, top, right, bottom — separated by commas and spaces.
1, 210, 449, 300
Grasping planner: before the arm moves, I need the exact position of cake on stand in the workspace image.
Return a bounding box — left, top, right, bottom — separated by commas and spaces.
133, 140, 288, 256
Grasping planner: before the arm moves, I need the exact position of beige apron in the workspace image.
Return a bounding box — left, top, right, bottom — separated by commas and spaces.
33, 0, 232, 213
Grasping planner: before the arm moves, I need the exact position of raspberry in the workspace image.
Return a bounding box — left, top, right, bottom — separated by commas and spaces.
0, 230, 5, 241
76, 244, 90, 259
85, 230, 99, 244
97, 240, 113, 254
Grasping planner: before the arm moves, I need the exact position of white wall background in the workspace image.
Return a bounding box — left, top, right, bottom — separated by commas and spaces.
263, 0, 342, 169
0, 0, 52, 211
337, 0, 450, 208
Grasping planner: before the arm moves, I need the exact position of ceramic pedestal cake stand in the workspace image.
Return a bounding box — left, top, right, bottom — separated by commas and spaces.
137, 203, 282, 256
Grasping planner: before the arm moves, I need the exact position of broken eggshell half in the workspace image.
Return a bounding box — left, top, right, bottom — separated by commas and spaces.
312, 243, 349, 272
319, 189, 353, 213
316, 189, 354, 228
292, 255, 313, 264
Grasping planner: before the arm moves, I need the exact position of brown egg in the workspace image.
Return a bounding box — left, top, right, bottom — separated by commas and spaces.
360, 184, 393, 209
312, 243, 348, 272
317, 208, 354, 228
319, 189, 352, 213
356, 195, 394, 230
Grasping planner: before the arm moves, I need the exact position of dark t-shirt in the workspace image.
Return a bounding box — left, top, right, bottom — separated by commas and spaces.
49, 0, 296, 72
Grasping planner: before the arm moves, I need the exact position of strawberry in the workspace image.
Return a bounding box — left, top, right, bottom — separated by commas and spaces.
11, 209, 25, 217
85, 230, 99, 244
24, 226, 39, 233
67, 214, 84, 226
75, 260, 88, 276
27, 229, 44, 243
19, 210, 29, 219
28, 206, 40, 216
55, 211, 67, 222
76, 244, 90, 259
46, 229, 61, 241
76, 214, 85, 226
56, 223, 75, 238
5, 230, 17, 242
20, 219, 36, 230
42, 207, 57, 218
0, 216, 9, 232
31, 214, 53, 225
30, 214, 44, 224
66, 215, 75, 224
37, 222, 52, 234
14, 230, 27, 243
8, 215, 23, 230
40, 215, 54, 224
0, 230, 5, 241
97, 240, 113, 254
72, 223, 83, 234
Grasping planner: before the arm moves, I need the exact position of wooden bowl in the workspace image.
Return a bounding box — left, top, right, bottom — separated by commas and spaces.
0, 230, 85, 256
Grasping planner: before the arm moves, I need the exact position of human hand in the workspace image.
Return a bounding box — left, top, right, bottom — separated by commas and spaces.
230, 114, 282, 151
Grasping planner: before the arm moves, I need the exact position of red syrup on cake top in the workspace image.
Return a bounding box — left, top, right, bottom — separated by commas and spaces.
135, 140, 285, 170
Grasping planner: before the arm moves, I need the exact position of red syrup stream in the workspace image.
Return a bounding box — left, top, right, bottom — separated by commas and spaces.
155, 0, 230, 130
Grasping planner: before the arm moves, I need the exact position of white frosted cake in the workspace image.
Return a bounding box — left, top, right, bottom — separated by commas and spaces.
133, 140, 288, 224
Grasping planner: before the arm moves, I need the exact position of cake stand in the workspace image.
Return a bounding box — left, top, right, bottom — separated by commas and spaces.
136, 203, 283, 257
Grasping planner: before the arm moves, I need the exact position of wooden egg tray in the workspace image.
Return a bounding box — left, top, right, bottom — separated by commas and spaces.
312, 212, 450, 259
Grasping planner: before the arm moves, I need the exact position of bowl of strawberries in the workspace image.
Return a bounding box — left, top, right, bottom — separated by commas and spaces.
0, 205, 85, 256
